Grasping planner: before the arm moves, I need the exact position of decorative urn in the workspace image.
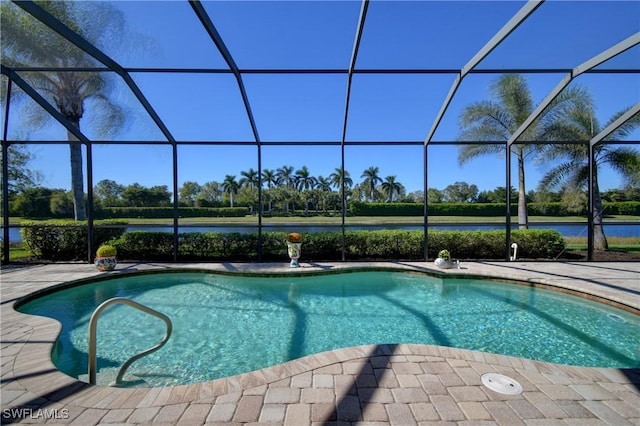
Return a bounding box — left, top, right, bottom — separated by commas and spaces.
285, 233, 303, 268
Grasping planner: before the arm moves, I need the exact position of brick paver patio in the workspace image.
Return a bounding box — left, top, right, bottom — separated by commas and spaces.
1, 261, 639, 424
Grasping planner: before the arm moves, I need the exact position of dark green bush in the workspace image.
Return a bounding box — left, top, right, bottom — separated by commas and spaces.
21, 223, 565, 262
349, 202, 424, 216
105, 228, 564, 262
113, 232, 259, 261
114, 231, 175, 261
349, 201, 640, 217
350, 202, 516, 216
428, 229, 565, 259
603, 201, 640, 215
20, 220, 127, 261
223, 233, 258, 260
527, 202, 572, 216
428, 203, 513, 216
344, 230, 424, 260
95, 206, 249, 219
511, 229, 565, 259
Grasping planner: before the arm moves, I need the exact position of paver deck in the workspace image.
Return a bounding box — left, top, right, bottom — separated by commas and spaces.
1, 261, 639, 425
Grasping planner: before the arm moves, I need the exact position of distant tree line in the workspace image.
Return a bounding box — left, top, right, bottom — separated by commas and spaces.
8, 171, 639, 218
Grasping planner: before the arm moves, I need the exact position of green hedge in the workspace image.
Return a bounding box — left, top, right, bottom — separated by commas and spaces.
20, 220, 127, 261
427, 229, 565, 259
429, 203, 512, 216
95, 206, 250, 219
603, 201, 640, 215
350, 201, 640, 217
113, 231, 175, 261
103, 229, 564, 262
350, 202, 514, 216
349, 202, 424, 216
18, 222, 566, 262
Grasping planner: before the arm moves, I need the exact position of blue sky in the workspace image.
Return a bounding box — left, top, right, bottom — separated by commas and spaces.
6, 0, 640, 195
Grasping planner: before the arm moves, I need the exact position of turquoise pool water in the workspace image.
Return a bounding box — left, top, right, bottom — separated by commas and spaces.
18, 271, 640, 387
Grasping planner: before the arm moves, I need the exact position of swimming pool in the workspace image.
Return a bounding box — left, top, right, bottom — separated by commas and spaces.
17, 270, 640, 387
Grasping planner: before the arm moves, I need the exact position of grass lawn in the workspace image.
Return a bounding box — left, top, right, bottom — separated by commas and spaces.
8, 246, 32, 260
565, 236, 640, 252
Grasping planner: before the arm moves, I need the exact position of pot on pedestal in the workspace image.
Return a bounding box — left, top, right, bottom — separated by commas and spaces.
286, 242, 302, 268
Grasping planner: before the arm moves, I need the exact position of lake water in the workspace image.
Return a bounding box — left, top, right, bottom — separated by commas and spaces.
4, 222, 639, 242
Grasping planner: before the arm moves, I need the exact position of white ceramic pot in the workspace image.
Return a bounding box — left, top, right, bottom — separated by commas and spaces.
434, 257, 454, 269
286, 242, 302, 268
95, 256, 117, 272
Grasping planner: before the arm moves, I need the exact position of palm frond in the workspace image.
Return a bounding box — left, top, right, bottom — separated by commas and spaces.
490, 74, 533, 124
538, 161, 583, 191
457, 143, 503, 166
538, 85, 593, 130
601, 146, 640, 178
458, 124, 509, 141
602, 108, 640, 141
571, 166, 590, 190
458, 102, 513, 140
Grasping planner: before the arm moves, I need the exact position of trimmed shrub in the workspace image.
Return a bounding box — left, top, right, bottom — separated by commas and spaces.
114, 231, 174, 261
20, 220, 126, 261
24, 227, 565, 262
344, 230, 424, 260
511, 229, 565, 259
349, 201, 640, 217
96, 244, 117, 257
603, 201, 640, 215
113, 231, 259, 261
527, 202, 572, 216
95, 206, 249, 219
350, 202, 516, 217
350, 202, 423, 216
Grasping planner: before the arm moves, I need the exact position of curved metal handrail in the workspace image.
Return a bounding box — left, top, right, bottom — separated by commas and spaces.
88, 297, 172, 386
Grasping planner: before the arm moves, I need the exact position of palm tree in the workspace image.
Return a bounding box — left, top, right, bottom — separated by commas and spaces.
328, 167, 353, 212
261, 168, 278, 212
316, 176, 332, 192
381, 175, 404, 202
539, 104, 640, 250
222, 175, 240, 208
294, 166, 316, 213
276, 165, 295, 188
239, 168, 259, 189
261, 168, 278, 189
457, 74, 590, 229
295, 166, 317, 191
276, 166, 295, 212
2, 2, 128, 220
315, 175, 332, 213
329, 168, 353, 192
361, 166, 383, 201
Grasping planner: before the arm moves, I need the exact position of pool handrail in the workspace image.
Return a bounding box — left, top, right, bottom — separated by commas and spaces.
88, 297, 173, 386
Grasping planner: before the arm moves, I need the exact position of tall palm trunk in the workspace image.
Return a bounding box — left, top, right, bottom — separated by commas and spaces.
67, 126, 86, 221
516, 149, 528, 229
59, 94, 86, 221
592, 173, 608, 250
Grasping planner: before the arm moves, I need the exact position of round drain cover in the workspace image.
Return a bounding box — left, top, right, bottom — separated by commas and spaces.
481, 373, 523, 395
